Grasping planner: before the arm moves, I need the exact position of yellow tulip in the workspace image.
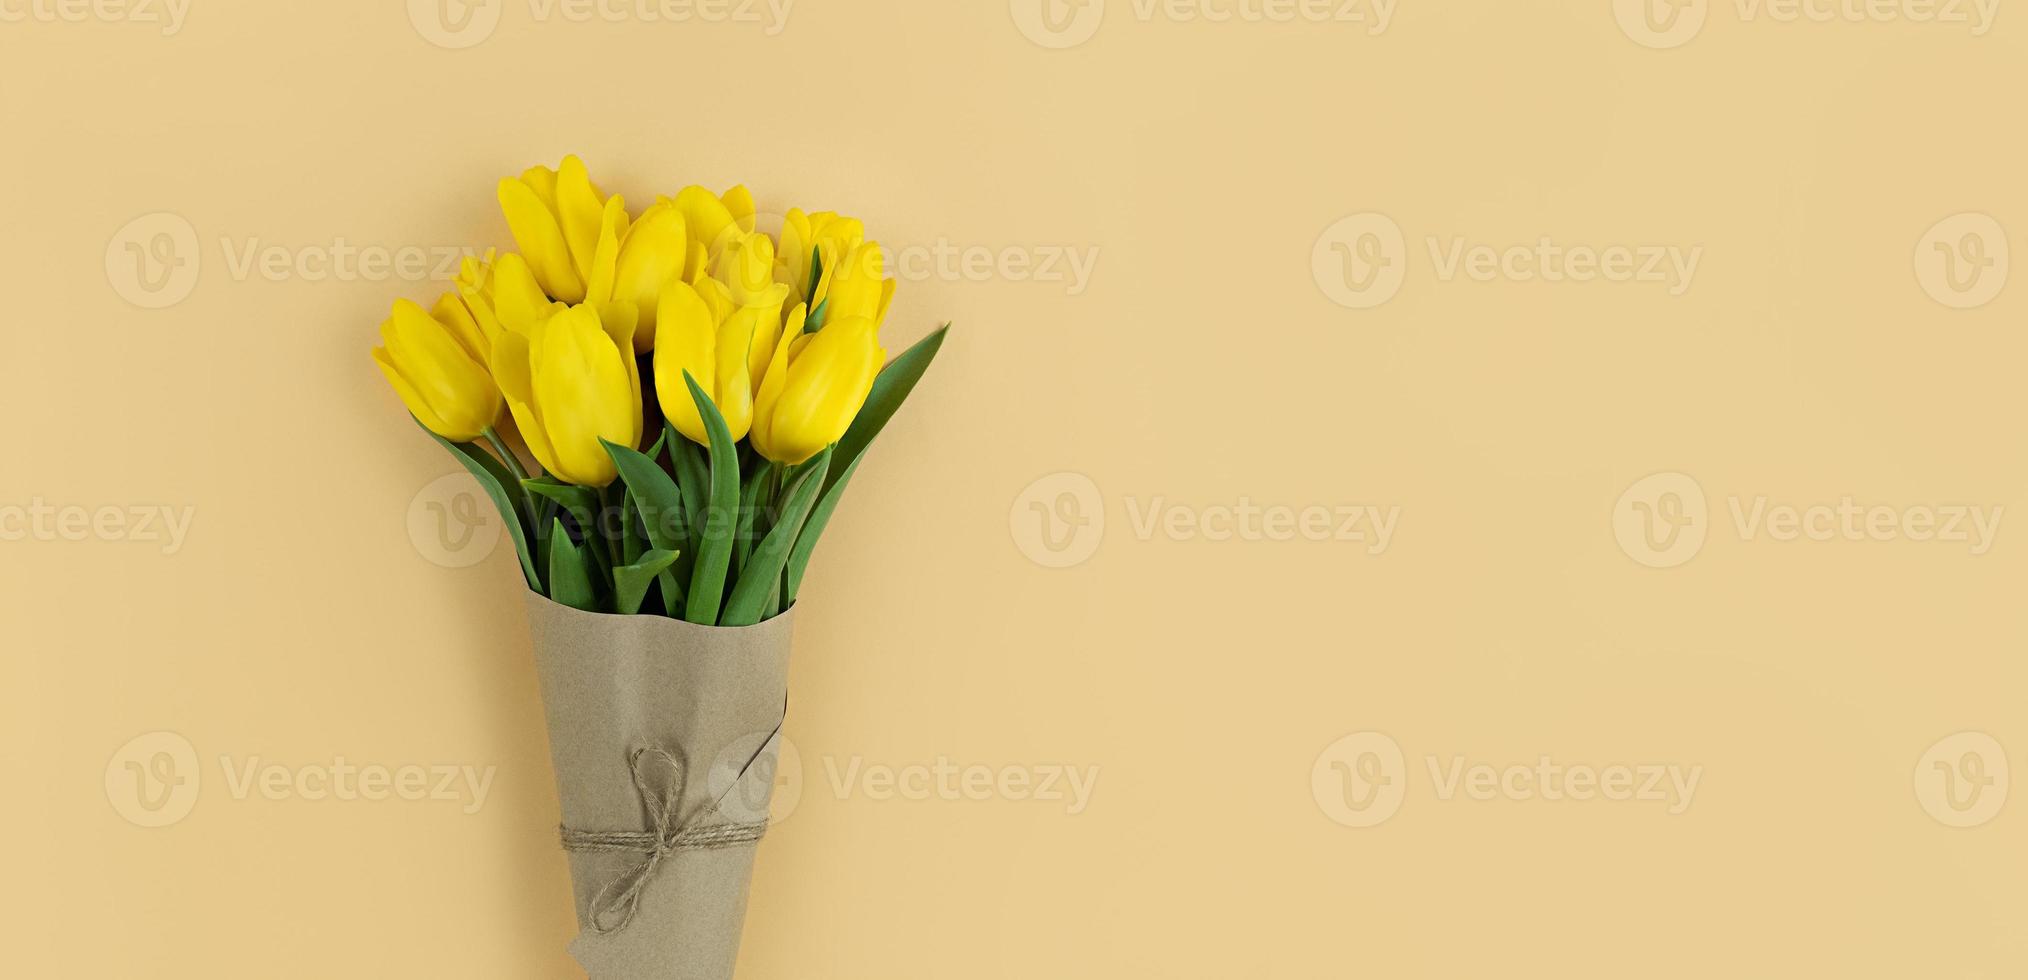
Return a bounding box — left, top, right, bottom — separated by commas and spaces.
430, 252, 504, 361
778, 209, 864, 302
712, 229, 779, 307
663, 185, 759, 283
655, 278, 769, 446
721, 185, 757, 236
497, 155, 614, 304
817, 240, 896, 327
372, 298, 503, 442
749, 307, 885, 465
486, 252, 555, 335
711, 231, 794, 382
489, 303, 642, 487
608, 200, 687, 352
576, 195, 644, 344
670, 186, 735, 252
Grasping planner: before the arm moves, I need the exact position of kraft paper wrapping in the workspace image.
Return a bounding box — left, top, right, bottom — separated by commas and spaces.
524, 592, 793, 980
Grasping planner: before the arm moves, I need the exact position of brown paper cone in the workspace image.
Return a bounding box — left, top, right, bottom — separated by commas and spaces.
524, 592, 793, 980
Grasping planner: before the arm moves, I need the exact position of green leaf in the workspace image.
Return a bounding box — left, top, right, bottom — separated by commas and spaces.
722, 447, 831, 627
670, 425, 709, 548
805, 298, 829, 333
526, 477, 612, 587
828, 325, 948, 497
681, 371, 740, 625
666, 428, 709, 610
419, 422, 540, 591
522, 478, 600, 538
613, 548, 681, 616
785, 324, 950, 601
785, 454, 859, 601
600, 481, 627, 567
619, 489, 644, 566
603, 438, 690, 616
531, 489, 555, 587
733, 462, 778, 578
547, 519, 600, 612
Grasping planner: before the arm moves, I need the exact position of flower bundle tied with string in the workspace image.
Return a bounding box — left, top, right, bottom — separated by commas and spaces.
369, 156, 948, 979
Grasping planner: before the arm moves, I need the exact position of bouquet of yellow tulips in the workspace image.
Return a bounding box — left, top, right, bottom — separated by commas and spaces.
370, 157, 946, 978
373, 155, 946, 625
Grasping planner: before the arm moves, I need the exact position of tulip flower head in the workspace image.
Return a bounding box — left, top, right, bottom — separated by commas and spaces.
489, 303, 642, 487
655, 278, 760, 445
386, 157, 901, 472
370, 156, 948, 626
815, 240, 896, 328
372, 297, 504, 442
777, 209, 866, 305
750, 307, 885, 465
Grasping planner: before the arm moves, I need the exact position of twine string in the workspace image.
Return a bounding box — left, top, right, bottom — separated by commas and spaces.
559, 746, 769, 936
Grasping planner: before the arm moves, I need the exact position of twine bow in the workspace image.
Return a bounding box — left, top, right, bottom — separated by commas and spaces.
559, 746, 770, 936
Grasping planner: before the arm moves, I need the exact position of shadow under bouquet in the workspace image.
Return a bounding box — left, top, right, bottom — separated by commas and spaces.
370, 155, 947, 979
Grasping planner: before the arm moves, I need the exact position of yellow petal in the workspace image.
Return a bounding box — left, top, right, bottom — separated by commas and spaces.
714, 307, 759, 441
750, 303, 805, 461
763, 315, 880, 464
811, 240, 840, 308
742, 288, 791, 390
555, 155, 609, 292
826, 241, 889, 324
530, 306, 627, 486
488, 328, 564, 479
490, 254, 552, 334
498, 177, 584, 302
875, 277, 896, 327
583, 195, 627, 308
653, 280, 717, 445
675, 185, 737, 258
722, 185, 757, 234
588, 263, 644, 449
388, 301, 468, 383
683, 239, 709, 286
455, 281, 504, 351
373, 346, 458, 439
518, 165, 559, 214
380, 301, 501, 441
612, 202, 688, 351
809, 216, 866, 304
455, 250, 497, 295
431, 292, 489, 363
712, 232, 779, 307
778, 209, 814, 298
694, 276, 735, 327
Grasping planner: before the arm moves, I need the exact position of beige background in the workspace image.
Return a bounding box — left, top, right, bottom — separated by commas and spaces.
3, 0, 2025, 976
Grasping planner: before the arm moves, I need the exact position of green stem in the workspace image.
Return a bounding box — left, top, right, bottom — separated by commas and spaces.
484, 425, 539, 546
603, 481, 626, 574
483, 426, 532, 484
